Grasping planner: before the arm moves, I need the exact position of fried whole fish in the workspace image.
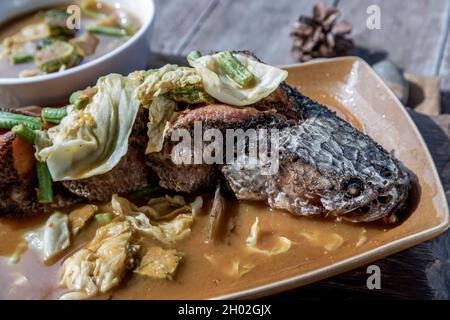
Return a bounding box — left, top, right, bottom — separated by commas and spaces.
149, 82, 410, 223
228, 84, 410, 223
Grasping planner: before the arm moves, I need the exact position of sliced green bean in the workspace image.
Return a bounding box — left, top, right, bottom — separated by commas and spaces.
69, 91, 90, 110
95, 213, 113, 224
82, 8, 108, 20
128, 185, 163, 200
69, 91, 82, 105
87, 25, 127, 37
0, 112, 42, 130
11, 124, 37, 145
81, 0, 108, 19
36, 161, 54, 204
167, 87, 214, 104
187, 50, 202, 64
120, 20, 137, 36
217, 51, 255, 87
42, 107, 68, 124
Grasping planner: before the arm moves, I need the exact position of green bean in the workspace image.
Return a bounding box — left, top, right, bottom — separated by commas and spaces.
128, 185, 163, 200
95, 213, 113, 224
69, 91, 82, 105
11, 53, 34, 65
11, 124, 36, 145
217, 51, 255, 87
187, 50, 202, 64
87, 25, 127, 37
82, 8, 108, 20
36, 161, 54, 204
69, 91, 90, 110
167, 87, 214, 104
120, 20, 137, 36
0, 112, 42, 130
42, 107, 68, 124
81, 0, 108, 19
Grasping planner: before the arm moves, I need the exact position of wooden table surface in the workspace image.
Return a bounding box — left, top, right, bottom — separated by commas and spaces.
151, 0, 450, 299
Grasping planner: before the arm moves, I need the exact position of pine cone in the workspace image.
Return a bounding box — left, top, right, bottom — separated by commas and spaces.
290, 3, 355, 62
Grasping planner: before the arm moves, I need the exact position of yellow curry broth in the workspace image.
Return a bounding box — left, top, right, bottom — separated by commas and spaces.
0, 197, 383, 300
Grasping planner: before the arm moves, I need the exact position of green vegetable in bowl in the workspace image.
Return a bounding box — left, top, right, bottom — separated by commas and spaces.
37, 37, 67, 50
81, 0, 108, 19
9, 42, 36, 65
87, 25, 127, 37
43, 10, 75, 37
35, 40, 79, 73
120, 19, 137, 36
11, 53, 34, 64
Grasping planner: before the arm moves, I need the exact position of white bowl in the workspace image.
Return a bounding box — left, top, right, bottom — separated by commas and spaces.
0, 0, 155, 108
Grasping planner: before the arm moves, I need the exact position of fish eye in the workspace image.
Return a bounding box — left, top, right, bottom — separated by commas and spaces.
342, 178, 364, 198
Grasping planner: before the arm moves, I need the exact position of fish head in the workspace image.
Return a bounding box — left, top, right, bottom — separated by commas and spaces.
333, 161, 411, 223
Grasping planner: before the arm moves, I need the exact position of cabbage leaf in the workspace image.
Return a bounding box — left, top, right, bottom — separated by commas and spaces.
136, 65, 203, 104
245, 218, 292, 256
189, 53, 288, 106
111, 195, 201, 245
25, 212, 71, 261
35, 73, 142, 181
59, 220, 137, 299
146, 96, 176, 154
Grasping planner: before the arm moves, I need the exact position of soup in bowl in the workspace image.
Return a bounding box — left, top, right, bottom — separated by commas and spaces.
0, 0, 155, 108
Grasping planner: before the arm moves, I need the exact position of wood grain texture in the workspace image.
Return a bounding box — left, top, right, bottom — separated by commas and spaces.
271, 112, 450, 300
439, 31, 450, 114
338, 0, 450, 75
180, 0, 333, 65
151, 0, 216, 54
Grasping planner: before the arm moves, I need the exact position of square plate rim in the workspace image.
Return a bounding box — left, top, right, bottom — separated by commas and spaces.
210, 56, 450, 300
